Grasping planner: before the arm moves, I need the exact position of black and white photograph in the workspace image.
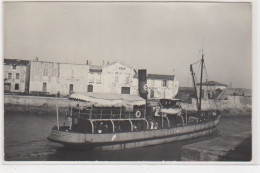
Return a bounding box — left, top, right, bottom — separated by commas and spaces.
2, 1, 253, 162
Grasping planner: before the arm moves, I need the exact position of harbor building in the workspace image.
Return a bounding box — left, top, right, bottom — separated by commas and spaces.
196, 80, 228, 99
4, 59, 30, 93
102, 61, 138, 94
58, 63, 89, 96
4, 58, 179, 98
87, 64, 103, 93
29, 60, 89, 96
29, 60, 59, 95
146, 74, 179, 99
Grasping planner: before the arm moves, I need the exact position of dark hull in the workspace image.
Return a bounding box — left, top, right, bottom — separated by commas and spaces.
48, 115, 220, 151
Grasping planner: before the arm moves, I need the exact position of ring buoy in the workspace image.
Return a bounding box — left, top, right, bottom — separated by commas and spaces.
135, 110, 141, 118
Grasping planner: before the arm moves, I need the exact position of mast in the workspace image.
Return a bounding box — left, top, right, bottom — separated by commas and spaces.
198, 53, 204, 115
190, 65, 199, 111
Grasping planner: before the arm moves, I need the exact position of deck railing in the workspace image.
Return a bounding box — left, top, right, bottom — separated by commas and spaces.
70, 107, 147, 119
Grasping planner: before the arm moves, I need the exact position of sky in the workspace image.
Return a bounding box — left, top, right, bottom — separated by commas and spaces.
3, 2, 252, 89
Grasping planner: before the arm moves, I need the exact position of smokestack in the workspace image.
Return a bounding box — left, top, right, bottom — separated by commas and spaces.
138, 69, 148, 99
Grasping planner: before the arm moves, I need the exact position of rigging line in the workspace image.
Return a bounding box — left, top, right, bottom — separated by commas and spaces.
196, 62, 201, 81
213, 98, 219, 111
191, 60, 201, 65
204, 63, 209, 81
187, 71, 190, 87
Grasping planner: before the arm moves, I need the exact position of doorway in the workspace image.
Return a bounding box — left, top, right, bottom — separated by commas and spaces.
42, 83, 47, 92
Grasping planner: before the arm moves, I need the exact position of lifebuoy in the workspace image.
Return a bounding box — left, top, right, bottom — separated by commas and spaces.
135, 110, 142, 118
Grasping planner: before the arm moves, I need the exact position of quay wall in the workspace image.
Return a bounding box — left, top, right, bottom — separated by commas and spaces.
4, 94, 251, 115
181, 95, 251, 115
4, 95, 81, 114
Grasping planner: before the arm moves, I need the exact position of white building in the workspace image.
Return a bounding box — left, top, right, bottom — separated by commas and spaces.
58, 63, 89, 96
102, 61, 138, 94
28, 59, 179, 98
87, 65, 103, 93
29, 60, 89, 96
4, 59, 30, 93
146, 74, 179, 99
196, 80, 228, 99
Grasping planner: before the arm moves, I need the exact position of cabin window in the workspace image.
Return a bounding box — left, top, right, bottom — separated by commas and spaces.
16, 73, 20, 79
73, 118, 78, 125
150, 89, 154, 98
8, 73, 12, 79
121, 87, 130, 94
15, 84, 19, 90
87, 84, 93, 92
163, 80, 167, 87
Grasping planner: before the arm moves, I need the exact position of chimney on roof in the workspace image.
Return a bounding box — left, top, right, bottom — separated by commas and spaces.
86, 60, 89, 65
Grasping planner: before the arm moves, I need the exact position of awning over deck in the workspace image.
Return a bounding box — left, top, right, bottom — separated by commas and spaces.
69, 92, 146, 108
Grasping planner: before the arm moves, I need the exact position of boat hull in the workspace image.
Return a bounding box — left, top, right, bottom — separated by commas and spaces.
48, 116, 220, 151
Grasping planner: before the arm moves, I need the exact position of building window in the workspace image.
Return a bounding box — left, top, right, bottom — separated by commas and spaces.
15, 84, 19, 90
96, 74, 101, 84
151, 80, 155, 87
89, 73, 94, 83
43, 68, 48, 76
71, 70, 74, 78
126, 76, 130, 84
69, 84, 73, 93
13, 65, 16, 69
16, 73, 20, 79
42, 83, 47, 92
115, 76, 119, 83
8, 73, 12, 79
163, 80, 167, 87
121, 87, 130, 94
87, 84, 93, 92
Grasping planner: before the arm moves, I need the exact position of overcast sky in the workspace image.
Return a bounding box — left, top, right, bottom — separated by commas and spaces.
3, 2, 252, 89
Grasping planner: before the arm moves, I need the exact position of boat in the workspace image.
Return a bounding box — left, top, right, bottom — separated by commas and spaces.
47, 54, 221, 151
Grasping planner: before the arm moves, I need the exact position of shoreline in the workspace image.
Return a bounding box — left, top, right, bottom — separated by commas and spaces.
4, 94, 252, 116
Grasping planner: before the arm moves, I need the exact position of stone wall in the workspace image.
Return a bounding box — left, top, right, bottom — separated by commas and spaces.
4, 95, 82, 114
181, 95, 252, 115
4, 94, 251, 115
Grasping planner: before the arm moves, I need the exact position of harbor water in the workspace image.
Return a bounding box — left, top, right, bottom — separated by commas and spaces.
4, 111, 251, 161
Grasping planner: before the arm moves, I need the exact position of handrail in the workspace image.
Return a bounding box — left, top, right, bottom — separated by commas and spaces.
143, 118, 149, 130
110, 120, 115, 133
89, 120, 94, 133
72, 108, 146, 111
164, 116, 170, 128
129, 120, 133, 131
87, 118, 148, 121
